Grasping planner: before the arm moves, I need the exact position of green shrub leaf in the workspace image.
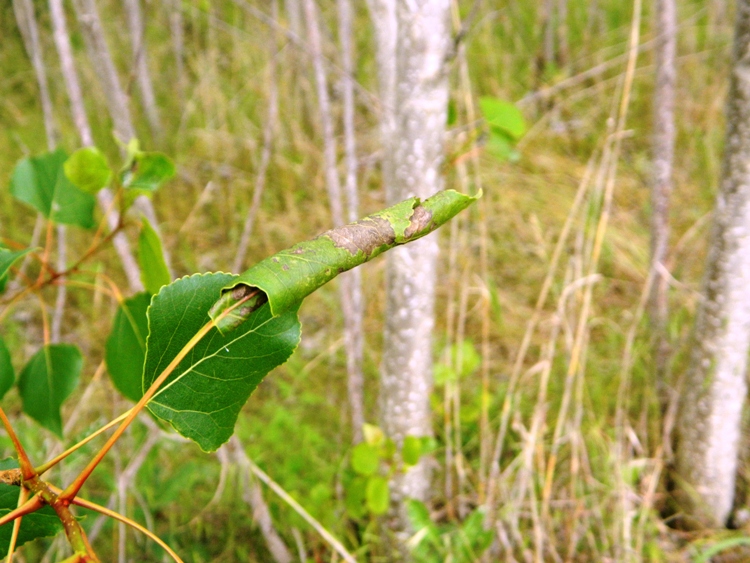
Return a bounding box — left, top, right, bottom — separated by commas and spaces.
106, 293, 150, 402
0, 337, 14, 402
138, 220, 171, 295
402, 435, 423, 466
351, 443, 379, 476
121, 152, 176, 192
344, 475, 368, 519
0, 247, 33, 281
365, 475, 389, 515
63, 147, 112, 194
144, 273, 301, 452
479, 97, 527, 140
10, 149, 96, 228
18, 344, 82, 437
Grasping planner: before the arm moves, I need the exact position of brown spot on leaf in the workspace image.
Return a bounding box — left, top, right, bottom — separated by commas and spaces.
404, 204, 434, 239
0, 469, 21, 486
231, 284, 256, 301
327, 216, 396, 256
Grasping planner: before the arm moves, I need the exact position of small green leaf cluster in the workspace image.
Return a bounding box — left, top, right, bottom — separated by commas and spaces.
434, 338, 481, 385
1, 143, 175, 438
345, 424, 434, 518
479, 96, 527, 163
406, 500, 493, 563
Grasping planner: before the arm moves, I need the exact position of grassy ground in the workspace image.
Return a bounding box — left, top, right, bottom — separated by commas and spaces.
0, 0, 746, 561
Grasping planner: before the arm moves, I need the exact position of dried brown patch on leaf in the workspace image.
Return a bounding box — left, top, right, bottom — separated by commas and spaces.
0, 469, 22, 486
404, 204, 434, 239
326, 216, 396, 256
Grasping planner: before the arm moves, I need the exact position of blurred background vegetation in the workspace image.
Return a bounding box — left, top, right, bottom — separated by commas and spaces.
0, 0, 742, 560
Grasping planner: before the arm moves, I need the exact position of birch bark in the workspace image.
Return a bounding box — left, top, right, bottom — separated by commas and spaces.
675, 0, 750, 527
367, 0, 451, 536
301, 0, 365, 444
337, 0, 366, 444
650, 0, 676, 377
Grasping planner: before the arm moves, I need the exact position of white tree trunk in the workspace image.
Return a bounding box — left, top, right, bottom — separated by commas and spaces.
123, 0, 162, 138
302, 0, 365, 445
650, 0, 676, 376
71, 0, 136, 143
48, 0, 144, 293
675, 0, 750, 528
368, 0, 451, 536
71, 0, 172, 277
337, 0, 366, 444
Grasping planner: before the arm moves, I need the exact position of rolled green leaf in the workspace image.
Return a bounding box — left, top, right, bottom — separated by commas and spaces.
210, 189, 480, 332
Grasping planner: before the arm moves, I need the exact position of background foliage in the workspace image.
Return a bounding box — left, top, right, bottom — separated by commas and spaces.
0, 0, 741, 560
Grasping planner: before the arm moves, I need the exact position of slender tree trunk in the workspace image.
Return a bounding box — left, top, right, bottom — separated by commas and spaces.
233, 0, 279, 273
48, 0, 144, 293
302, 0, 365, 443
13, 0, 68, 344
71, 0, 136, 143
71, 0, 172, 277
123, 0, 162, 139
168, 0, 186, 100
285, 0, 302, 38
337, 0, 365, 444
13, 0, 56, 146
368, 0, 451, 538
675, 0, 750, 528
650, 0, 676, 379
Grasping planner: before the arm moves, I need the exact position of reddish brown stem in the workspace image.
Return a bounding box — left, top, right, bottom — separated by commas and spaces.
0, 494, 43, 528
0, 408, 36, 480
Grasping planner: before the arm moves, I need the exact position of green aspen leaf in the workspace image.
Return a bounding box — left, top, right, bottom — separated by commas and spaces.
18, 344, 82, 437
406, 499, 432, 531
344, 475, 368, 519
351, 443, 379, 476
457, 508, 494, 556
105, 293, 150, 402
121, 152, 176, 192
486, 131, 520, 163
479, 97, 527, 140
0, 459, 62, 557
0, 337, 14, 401
138, 220, 171, 295
144, 273, 301, 452
211, 190, 481, 331
0, 247, 33, 280
402, 435, 423, 466
434, 363, 456, 385
63, 147, 112, 194
10, 149, 96, 228
365, 475, 389, 515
